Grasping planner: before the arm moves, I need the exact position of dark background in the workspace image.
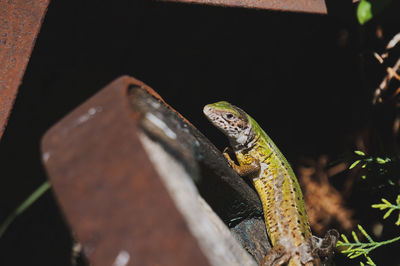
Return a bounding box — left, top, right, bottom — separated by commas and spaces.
0, 0, 399, 265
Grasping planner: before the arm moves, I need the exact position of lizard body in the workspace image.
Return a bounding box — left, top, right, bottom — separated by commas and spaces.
203, 101, 337, 266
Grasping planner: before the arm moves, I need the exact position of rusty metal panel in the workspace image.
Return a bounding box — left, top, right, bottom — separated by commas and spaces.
162, 0, 327, 14
0, 0, 50, 140
41, 76, 210, 266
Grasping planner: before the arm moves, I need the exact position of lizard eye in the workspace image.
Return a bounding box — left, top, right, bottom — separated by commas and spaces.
225, 113, 234, 120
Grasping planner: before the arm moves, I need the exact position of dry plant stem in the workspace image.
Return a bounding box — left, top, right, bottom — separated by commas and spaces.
388, 67, 400, 81
373, 58, 400, 104
387, 33, 400, 50
373, 52, 384, 64
372, 31, 400, 104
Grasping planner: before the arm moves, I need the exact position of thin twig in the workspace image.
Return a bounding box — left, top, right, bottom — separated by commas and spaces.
387, 33, 400, 50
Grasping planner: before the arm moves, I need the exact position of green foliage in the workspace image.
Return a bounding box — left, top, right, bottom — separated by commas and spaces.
372, 196, 400, 226
337, 224, 400, 265
348, 150, 392, 181
341, 151, 400, 263
357, 0, 373, 25
354, 150, 366, 156
356, 0, 394, 25
338, 196, 400, 264
0, 181, 51, 238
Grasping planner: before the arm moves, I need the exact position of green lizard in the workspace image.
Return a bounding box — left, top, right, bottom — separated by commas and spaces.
203, 101, 338, 266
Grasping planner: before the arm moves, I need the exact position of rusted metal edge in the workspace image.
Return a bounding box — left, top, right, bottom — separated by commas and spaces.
41, 76, 210, 266
0, 0, 50, 141
161, 0, 328, 14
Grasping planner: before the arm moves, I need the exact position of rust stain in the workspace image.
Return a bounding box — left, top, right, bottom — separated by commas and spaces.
0, 0, 50, 140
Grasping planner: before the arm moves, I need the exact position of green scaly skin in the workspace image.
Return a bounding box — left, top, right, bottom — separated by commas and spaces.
203, 101, 338, 266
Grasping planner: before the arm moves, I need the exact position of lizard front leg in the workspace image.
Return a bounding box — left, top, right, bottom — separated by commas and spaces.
223, 147, 260, 177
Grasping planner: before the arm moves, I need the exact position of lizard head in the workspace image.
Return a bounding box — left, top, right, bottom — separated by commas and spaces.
203, 101, 253, 149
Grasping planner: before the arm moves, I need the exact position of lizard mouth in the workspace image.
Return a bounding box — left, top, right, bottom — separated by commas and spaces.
203, 105, 223, 130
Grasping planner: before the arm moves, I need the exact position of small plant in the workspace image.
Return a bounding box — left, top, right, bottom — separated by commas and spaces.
337, 196, 400, 265
340, 151, 400, 264
349, 150, 393, 181
349, 150, 391, 170
372, 196, 400, 226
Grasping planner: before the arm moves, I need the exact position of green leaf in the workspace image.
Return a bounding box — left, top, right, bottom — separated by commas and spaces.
382, 198, 391, 205
376, 157, 386, 164
396, 214, 400, 226
357, 0, 373, 25
0, 181, 51, 238
358, 225, 373, 242
352, 231, 360, 242
383, 209, 394, 219
350, 253, 362, 259
371, 203, 386, 210
355, 150, 366, 156
350, 160, 361, 169
366, 256, 376, 265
